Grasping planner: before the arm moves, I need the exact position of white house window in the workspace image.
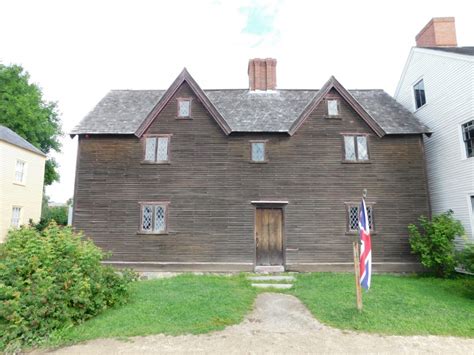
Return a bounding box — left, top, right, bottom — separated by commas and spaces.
15, 160, 26, 183
140, 203, 168, 233
462, 120, 474, 158
413, 79, 426, 109
144, 135, 171, 163
251, 142, 266, 162
11, 207, 21, 228
177, 98, 191, 118
327, 99, 339, 116
348, 204, 374, 232
343, 135, 369, 162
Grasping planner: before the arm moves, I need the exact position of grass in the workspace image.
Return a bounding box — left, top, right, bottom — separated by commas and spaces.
290, 273, 474, 337
49, 273, 257, 346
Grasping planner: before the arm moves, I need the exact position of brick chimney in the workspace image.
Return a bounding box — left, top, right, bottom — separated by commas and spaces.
415, 17, 457, 47
248, 58, 277, 91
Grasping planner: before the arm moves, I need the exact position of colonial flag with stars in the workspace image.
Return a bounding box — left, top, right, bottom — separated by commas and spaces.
359, 198, 372, 290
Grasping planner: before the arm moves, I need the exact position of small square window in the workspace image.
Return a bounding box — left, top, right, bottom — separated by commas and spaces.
177, 99, 191, 118
347, 204, 374, 232
327, 99, 339, 116
413, 79, 426, 110
462, 120, 474, 158
15, 160, 26, 183
11, 206, 21, 228
140, 202, 168, 233
343, 135, 369, 162
251, 142, 266, 162
143, 135, 171, 163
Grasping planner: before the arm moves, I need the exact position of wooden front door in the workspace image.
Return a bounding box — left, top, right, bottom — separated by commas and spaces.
255, 208, 283, 266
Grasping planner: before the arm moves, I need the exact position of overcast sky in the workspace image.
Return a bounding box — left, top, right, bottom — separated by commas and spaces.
1, 0, 472, 203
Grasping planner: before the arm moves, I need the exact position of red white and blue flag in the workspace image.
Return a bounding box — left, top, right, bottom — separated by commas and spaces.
359, 198, 372, 290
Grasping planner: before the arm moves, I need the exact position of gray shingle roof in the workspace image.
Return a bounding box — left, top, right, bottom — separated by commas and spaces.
71, 88, 430, 136
424, 46, 474, 56
0, 125, 46, 156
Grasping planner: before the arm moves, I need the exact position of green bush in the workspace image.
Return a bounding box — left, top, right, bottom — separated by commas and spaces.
31, 205, 69, 231
0, 223, 137, 351
456, 243, 474, 273
408, 211, 465, 278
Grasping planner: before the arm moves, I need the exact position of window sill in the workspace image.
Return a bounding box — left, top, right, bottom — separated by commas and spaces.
345, 231, 377, 236
141, 161, 171, 165
250, 161, 268, 164
137, 231, 169, 236
414, 103, 427, 113
341, 160, 371, 164
13, 182, 26, 186
176, 117, 193, 120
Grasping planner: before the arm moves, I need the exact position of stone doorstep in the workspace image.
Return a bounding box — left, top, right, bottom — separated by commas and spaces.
247, 275, 296, 281
251, 283, 293, 289
254, 265, 285, 273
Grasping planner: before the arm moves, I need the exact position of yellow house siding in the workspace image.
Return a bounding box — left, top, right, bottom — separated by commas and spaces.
0, 141, 45, 242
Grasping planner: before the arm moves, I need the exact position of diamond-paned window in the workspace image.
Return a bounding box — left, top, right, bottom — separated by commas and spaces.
143, 136, 170, 162
178, 99, 191, 117
348, 204, 374, 232
251, 142, 266, 162
344, 135, 369, 162
140, 203, 168, 233
327, 99, 339, 116
462, 120, 474, 158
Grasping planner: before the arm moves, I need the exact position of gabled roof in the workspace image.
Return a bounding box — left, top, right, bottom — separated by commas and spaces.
423, 46, 474, 56
135, 69, 231, 136
0, 125, 46, 157
71, 70, 431, 137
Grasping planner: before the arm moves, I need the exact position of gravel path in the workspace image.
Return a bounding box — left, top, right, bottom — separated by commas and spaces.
42, 293, 473, 354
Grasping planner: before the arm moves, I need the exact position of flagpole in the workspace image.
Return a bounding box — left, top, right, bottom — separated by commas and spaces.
353, 189, 367, 312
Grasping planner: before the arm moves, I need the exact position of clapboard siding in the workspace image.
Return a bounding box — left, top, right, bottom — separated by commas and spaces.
395, 48, 474, 244
74, 83, 429, 270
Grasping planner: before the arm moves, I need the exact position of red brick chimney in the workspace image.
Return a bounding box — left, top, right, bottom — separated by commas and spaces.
248, 58, 277, 91
415, 17, 457, 47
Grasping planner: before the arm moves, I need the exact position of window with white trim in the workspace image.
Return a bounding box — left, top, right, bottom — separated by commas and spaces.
177, 98, 191, 118
462, 120, 474, 158
140, 203, 168, 233
343, 135, 369, 161
413, 79, 426, 109
251, 142, 266, 162
15, 160, 26, 183
11, 207, 21, 228
347, 204, 374, 232
327, 99, 339, 116
144, 136, 170, 163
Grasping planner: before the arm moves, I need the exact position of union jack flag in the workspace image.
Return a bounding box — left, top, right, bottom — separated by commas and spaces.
359, 198, 372, 290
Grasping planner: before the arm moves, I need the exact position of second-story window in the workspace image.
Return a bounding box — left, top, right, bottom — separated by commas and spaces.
413, 79, 426, 110
343, 135, 369, 162
144, 135, 171, 163
462, 120, 474, 158
251, 141, 266, 162
15, 160, 26, 184
327, 99, 339, 117
177, 98, 192, 118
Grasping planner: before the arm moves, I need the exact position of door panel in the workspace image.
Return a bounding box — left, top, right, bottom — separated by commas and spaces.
256, 208, 283, 266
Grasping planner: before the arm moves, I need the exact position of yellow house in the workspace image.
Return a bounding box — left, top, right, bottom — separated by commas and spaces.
0, 125, 46, 242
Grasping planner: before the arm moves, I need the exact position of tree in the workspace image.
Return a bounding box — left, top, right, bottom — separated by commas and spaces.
0, 63, 62, 185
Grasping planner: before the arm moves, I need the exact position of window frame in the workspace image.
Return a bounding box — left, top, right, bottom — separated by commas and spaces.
341, 133, 370, 163
142, 134, 172, 164
345, 202, 376, 234
460, 119, 474, 159
138, 201, 170, 234
249, 140, 268, 163
11, 206, 22, 228
176, 97, 193, 119
14, 159, 26, 185
325, 98, 341, 118
413, 79, 427, 110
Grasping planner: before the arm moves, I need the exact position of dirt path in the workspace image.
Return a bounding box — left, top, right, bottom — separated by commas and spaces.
43, 293, 473, 354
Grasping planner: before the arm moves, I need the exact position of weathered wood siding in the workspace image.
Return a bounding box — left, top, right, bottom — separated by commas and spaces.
74, 83, 429, 271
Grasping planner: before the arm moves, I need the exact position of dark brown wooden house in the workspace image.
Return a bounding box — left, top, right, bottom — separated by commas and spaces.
71, 59, 431, 272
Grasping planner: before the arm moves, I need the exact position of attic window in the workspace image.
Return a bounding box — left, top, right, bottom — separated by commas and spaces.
177, 98, 192, 118
144, 135, 171, 163
413, 79, 426, 110
250, 141, 267, 162
327, 99, 339, 116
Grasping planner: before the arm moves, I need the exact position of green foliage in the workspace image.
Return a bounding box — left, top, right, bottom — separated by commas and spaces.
457, 243, 474, 273
292, 273, 474, 337
0, 64, 62, 185
0, 223, 137, 351
32, 205, 69, 231
408, 211, 465, 277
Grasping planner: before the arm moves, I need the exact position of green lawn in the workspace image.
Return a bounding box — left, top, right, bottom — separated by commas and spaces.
50, 274, 257, 345
290, 273, 474, 337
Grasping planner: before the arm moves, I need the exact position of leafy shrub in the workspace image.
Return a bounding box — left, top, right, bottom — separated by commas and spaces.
0, 223, 137, 351
31, 205, 69, 231
456, 243, 474, 273
408, 211, 465, 278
